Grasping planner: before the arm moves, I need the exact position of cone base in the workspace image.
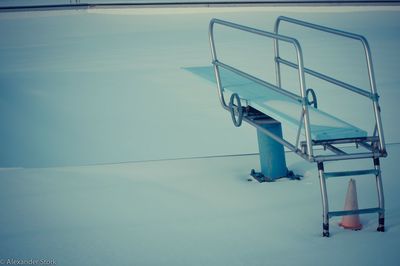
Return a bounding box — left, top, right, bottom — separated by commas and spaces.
339, 221, 363, 231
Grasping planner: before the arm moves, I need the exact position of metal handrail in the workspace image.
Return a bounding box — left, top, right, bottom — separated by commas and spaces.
209, 18, 314, 158
214, 60, 302, 103
274, 16, 386, 154
276, 57, 373, 99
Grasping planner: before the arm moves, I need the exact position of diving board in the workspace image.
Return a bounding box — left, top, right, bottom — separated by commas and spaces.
195, 17, 388, 237
185, 66, 367, 141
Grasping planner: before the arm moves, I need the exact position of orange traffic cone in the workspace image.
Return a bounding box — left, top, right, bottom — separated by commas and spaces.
339, 178, 363, 230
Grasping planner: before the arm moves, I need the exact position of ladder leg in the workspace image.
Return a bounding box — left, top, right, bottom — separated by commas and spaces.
374, 158, 385, 232
318, 162, 330, 237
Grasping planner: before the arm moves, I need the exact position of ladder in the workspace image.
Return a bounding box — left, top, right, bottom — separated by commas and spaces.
274, 17, 387, 237
317, 158, 385, 237
197, 16, 387, 237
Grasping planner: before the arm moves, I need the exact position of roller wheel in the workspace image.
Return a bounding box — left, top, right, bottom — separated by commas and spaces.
229, 93, 243, 127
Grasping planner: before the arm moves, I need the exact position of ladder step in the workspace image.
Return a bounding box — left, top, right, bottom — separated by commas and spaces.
324, 169, 379, 178
328, 207, 382, 218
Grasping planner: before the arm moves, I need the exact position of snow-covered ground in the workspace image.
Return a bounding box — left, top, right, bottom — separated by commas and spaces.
1, 145, 399, 265
1, 5, 400, 266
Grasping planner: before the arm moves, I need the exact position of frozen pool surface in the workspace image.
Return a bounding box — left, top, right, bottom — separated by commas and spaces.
1, 5, 399, 168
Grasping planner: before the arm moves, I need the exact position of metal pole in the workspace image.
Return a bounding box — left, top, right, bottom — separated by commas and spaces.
374, 158, 385, 232
276, 57, 373, 99
276, 16, 368, 42
209, 19, 228, 109
361, 38, 386, 154
293, 40, 313, 158
318, 162, 330, 237
314, 152, 380, 162
273, 19, 282, 88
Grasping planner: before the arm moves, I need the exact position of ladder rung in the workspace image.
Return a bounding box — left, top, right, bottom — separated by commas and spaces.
328, 208, 382, 218
358, 141, 374, 152
324, 169, 379, 178
325, 144, 347, 155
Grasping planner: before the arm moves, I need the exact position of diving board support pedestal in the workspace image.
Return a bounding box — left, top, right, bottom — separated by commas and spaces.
252, 120, 289, 182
